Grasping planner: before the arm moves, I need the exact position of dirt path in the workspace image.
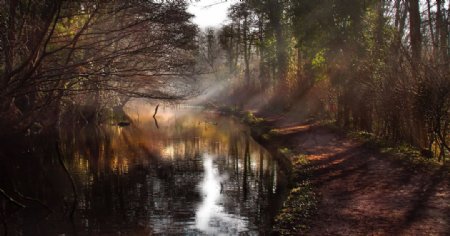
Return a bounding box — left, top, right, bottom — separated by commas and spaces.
271, 121, 450, 235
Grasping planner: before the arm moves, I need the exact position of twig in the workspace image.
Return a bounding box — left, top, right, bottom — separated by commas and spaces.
0, 188, 25, 208
153, 104, 160, 118
13, 190, 52, 212
55, 142, 77, 219
153, 117, 159, 129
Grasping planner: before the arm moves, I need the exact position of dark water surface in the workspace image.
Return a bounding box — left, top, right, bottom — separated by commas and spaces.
0, 103, 288, 235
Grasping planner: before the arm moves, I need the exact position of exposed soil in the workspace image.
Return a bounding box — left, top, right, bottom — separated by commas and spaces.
267, 118, 450, 235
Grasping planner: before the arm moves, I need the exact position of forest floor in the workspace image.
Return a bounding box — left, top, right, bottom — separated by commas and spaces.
257, 114, 450, 235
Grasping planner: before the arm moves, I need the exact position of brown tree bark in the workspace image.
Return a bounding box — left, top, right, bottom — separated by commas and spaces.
268, 0, 289, 104
436, 0, 449, 64
408, 0, 422, 60
243, 11, 251, 87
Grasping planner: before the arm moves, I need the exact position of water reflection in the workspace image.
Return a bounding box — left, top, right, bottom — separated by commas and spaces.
196, 156, 222, 232
195, 155, 248, 235
1, 102, 287, 235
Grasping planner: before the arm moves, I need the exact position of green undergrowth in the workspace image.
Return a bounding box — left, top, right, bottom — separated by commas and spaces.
274, 153, 317, 235
218, 106, 266, 126
241, 111, 265, 125
349, 130, 449, 172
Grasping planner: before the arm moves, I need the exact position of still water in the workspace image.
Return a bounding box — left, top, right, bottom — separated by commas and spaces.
1, 102, 288, 235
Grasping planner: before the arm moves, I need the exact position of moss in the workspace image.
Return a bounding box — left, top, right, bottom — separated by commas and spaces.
241, 111, 264, 125
268, 128, 281, 137
262, 133, 271, 140
274, 155, 317, 235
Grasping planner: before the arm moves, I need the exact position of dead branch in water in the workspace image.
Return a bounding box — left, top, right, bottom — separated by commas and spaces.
0, 188, 25, 208
153, 117, 159, 129
13, 189, 52, 212
55, 142, 77, 220
153, 104, 160, 118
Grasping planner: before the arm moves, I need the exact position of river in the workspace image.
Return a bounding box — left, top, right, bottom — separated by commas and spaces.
0, 101, 288, 235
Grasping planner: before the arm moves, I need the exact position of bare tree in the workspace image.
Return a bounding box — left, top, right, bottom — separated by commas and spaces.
0, 0, 198, 131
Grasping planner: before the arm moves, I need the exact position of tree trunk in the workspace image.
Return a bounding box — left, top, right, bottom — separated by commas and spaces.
408, 0, 422, 60
243, 13, 251, 87
268, 0, 289, 104
258, 13, 267, 90
234, 22, 241, 74
296, 45, 302, 90
436, 0, 449, 64
426, 0, 437, 56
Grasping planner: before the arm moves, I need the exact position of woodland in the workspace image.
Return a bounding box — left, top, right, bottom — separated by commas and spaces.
0, 0, 449, 235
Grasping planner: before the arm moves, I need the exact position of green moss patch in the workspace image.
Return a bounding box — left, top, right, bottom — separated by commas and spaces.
274, 155, 317, 235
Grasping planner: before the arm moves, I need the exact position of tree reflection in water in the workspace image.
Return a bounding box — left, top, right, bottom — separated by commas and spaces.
1, 102, 288, 235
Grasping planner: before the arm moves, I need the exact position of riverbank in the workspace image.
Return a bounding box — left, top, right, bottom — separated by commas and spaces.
234, 110, 450, 235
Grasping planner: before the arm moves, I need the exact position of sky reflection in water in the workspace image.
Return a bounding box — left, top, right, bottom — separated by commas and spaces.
195, 155, 248, 235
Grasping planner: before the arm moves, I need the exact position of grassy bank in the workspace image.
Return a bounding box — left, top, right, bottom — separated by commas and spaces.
273, 153, 317, 235
220, 108, 318, 235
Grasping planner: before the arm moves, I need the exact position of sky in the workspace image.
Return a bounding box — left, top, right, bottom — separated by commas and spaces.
188, 0, 239, 29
